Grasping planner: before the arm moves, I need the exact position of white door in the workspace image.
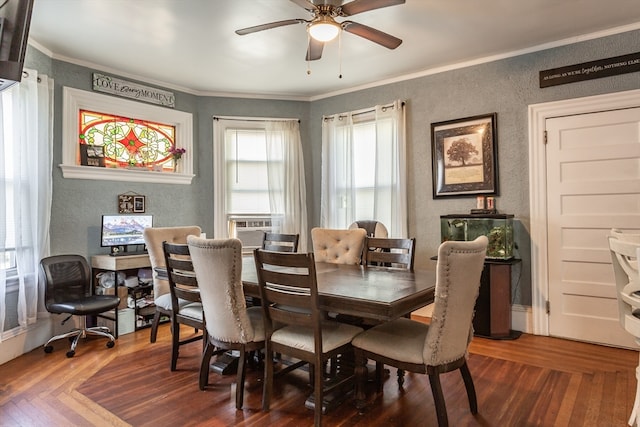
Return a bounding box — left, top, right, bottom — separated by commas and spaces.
546, 107, 640, 348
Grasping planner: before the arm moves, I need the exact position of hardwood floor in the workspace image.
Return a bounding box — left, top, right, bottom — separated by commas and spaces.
1, 319, 638, 426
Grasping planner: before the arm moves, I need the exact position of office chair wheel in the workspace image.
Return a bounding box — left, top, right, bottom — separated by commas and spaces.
44, 345, 53, 353
66, 350, 76, 358
106, 341, 115, 348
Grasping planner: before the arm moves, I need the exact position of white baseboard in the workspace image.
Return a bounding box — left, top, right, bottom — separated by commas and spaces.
512, 304, 533, 334
0, 319, 53, 365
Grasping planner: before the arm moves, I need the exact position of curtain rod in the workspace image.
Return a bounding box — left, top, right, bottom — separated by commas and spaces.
214, 115, 300, 123
322, 100, 405, 122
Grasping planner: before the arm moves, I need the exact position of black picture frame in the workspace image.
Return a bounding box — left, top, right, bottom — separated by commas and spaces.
431, 113, 498, 198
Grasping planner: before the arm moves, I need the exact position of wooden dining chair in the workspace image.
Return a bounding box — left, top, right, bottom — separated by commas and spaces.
253, 248, 363, 427
352, 236, 488, 427
363, 236, 416, 270
143, 225, 202, 343
262, 232, 299, 252
162, 241, 205, 371
361, 236, 417, 383
187, 236, 265, 409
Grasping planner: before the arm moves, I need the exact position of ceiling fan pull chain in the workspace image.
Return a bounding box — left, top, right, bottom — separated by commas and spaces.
307, 32, 312, 75
338, 31, 343, 79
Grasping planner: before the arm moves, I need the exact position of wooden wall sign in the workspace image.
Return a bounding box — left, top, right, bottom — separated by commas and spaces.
540, 51, 640, 88
93, 73, 175, 108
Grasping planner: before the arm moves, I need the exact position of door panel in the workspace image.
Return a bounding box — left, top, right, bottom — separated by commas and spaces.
546, 107, 640, 348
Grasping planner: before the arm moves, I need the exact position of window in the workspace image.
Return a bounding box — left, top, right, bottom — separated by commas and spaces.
61, 87, 194, 184
320, 100, 407, 237
1, 69, 53, 337
213, 118, 308, 251
79, 110, 177, 171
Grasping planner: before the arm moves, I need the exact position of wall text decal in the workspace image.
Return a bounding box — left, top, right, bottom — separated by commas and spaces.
539, 51, 640, 88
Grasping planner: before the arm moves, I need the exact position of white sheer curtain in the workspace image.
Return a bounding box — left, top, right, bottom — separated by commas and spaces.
265, 120, 308, 251
213, 118, 308, 250
0, 69, 53, 339
320, 100, 407, 237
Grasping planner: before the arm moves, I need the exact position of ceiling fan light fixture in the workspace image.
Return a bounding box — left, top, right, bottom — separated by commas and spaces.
308, 16, 340, 42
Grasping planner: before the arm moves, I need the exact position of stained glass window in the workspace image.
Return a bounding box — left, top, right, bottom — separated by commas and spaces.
78, 110, 178, 171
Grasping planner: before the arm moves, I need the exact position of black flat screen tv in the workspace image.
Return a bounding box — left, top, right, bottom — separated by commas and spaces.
0, 0, 33, 91
101, 214, 153, 254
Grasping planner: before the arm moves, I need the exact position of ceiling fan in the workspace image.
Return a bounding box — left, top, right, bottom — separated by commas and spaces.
235, 0, 405, 61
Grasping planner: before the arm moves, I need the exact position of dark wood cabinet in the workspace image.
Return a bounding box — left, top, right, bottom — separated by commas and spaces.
473, 258, 521, 339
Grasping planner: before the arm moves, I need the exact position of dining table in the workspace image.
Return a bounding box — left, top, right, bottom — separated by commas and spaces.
241, 255, 437, 322
242, 254, 437, 413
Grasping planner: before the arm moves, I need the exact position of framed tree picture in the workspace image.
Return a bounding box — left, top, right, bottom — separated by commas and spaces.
431, 113, 498, 198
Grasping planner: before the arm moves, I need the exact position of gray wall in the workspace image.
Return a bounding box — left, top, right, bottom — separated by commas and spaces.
25, 28, 640, 307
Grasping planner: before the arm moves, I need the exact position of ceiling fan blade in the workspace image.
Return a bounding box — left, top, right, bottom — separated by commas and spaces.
235, 19, 306, 35
340, 0, 405, 16
342, 21, 402, 49
305, 38, 324, 61
289, 0, 318, 13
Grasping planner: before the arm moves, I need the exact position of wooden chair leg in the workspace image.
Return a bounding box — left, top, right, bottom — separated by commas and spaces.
262, 345, 273, 412
459, 360, 478, 414
236, 348, 247, 409
428, 372, 449, 427
150, 311, 162, 343
375, 361, 384, 392
199, 341, 215, 390
397, 368, 405, 387
170, 318, 180, 371
313, 358, 323, 427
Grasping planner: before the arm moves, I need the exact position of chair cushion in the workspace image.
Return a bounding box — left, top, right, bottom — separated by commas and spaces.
351, 317, 428, 365
246, 306, 265, 342
311, 228, 367, 265
271, 321, 363, 353
154, 293, 191, 311
48, 295, 120, 316
179, 302, 204, 321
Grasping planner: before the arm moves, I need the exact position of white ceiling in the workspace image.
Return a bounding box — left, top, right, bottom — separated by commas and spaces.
28, 0, 640, 100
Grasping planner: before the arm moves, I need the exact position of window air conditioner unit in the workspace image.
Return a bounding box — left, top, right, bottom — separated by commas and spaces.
229, 215, 282, 253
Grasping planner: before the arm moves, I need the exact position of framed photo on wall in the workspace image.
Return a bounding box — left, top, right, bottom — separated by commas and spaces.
431, 113, 498, 198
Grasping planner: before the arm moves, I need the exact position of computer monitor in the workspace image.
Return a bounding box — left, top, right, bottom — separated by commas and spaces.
100, 214, 152, 255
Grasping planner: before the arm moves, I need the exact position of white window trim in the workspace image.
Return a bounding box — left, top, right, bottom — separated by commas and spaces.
60, 87, 194, 184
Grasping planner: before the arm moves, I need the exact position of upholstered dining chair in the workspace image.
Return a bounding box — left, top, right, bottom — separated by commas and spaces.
352, 236, 488, 427
608, 229, 640, 426
349, 220, 389, 238
143, 225, 201, 343
262, 232, 299, 252
253, 248, 363, 427
41, 255, 120, 358
311, 227, 367, 265
162, 241, 204, 371
187, 236, 265, 410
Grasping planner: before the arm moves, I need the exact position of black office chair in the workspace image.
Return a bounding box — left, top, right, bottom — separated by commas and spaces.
41, 255, 120, 358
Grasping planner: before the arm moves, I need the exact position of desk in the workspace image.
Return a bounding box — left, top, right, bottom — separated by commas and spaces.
91, 254, 152, 337
242, 256, 436, 321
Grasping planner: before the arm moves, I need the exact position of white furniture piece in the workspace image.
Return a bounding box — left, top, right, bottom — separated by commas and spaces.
609, 230, 640, 426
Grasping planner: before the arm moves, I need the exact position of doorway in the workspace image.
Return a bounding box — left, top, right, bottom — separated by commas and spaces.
529, 89, 640, 347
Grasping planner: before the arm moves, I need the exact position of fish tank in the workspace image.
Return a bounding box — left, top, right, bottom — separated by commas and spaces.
440, 214, 514, 260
